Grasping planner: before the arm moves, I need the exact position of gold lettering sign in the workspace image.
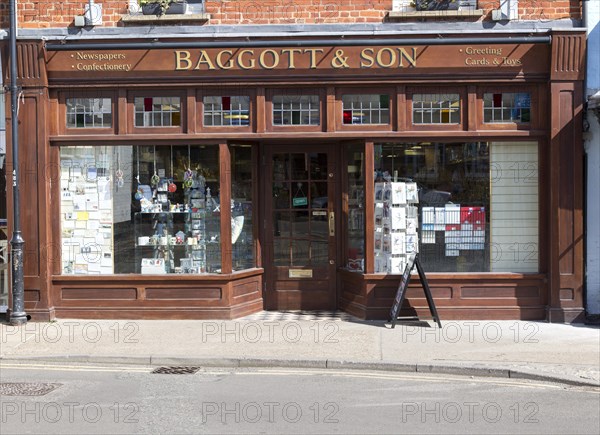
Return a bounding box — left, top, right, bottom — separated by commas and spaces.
172, 47, 418, 71
461, 46, 522, 67
71, 51, 132, 72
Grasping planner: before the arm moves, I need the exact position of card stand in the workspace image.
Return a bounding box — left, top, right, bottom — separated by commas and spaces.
60, 157, 115, 275
374, 181, 419, 274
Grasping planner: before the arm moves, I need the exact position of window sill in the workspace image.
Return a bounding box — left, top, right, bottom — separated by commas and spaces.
121, 13, 210, 25
387, 9, 484, 20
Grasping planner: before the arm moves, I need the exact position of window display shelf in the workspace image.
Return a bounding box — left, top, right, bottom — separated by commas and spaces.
134, 210, 220, 274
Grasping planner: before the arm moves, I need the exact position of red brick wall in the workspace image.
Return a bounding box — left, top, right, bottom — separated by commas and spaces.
0, 0, 583, 29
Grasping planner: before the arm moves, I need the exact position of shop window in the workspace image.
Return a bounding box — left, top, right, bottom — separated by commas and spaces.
203, 96, 250, 126
230, 145, 256, 271
483, 93, 531, 123
412, 94, 460, 124
372, 141, 538, 273
342, 94, 390, 125
272, 95, 320, 126
134, 97, 181, 127
66, 98, 112, 128
59, 145, 224, 275
345, 144, 365, 272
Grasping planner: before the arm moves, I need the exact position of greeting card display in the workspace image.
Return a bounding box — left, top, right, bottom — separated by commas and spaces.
374, 181, 419, 273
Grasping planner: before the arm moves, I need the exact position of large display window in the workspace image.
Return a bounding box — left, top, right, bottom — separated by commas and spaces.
59, 144, 256, 275
372, 141, 539, 273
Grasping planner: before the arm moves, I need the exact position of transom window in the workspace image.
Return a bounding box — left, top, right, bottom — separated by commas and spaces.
483, 93, 531, 123
342, 94, 390, 125
203, 96, 250, 126
66, 98, 112, 128
412, 94, 460, 124
134, 97, 181, 127
272, 95, 319, 126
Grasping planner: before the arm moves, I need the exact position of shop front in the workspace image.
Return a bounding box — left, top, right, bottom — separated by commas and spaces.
4, 30, 585, 321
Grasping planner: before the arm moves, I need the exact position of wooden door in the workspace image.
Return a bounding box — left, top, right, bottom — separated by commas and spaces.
263, 144, 338, 310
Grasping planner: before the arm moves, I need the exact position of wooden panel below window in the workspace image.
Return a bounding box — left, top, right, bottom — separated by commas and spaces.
24, 289, 41, 302
232, 281, 260, 299
145, 287, 222, 300
559, 288, 574, 300
339, 270, 547, 321
62, 288, 137, 300
461, 286, 539, 299
47, 271, 264, 320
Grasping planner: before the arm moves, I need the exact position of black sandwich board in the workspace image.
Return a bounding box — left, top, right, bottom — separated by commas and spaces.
389, 253, 442, 328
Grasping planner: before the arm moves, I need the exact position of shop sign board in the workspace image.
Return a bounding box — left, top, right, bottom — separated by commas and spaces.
45, 44, 549, 81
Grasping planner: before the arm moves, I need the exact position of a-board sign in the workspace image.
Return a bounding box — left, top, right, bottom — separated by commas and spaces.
389, 253, 442, 328
389, 253, 417, 325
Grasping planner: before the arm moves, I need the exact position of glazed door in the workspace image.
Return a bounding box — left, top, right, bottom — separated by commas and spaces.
264, 145, 338, 310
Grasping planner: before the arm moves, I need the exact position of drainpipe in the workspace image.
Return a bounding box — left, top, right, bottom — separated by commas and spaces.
8, 0, 27, 325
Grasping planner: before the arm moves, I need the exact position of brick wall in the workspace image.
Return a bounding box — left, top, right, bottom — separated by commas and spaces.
0, 0, 583, 29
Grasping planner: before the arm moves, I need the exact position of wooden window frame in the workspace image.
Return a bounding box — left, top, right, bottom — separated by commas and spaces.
477, 85, 539, 131
198, 89, 255, 133
58, 91, 116, 136
127, 90, 186, 134
336, 88, 395, 132
406, 86, 467, 132
265, 88, 326, 133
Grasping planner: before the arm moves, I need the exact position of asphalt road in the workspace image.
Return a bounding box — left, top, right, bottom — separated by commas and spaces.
0, 362, 599, 434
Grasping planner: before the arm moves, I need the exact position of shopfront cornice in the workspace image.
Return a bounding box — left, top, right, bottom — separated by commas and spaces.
45, 36, 551, 51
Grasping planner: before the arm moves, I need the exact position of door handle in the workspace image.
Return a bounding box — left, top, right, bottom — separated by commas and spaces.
329, 211, 335, 236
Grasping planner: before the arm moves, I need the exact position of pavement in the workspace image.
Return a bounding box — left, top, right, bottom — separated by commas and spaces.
0, 312, 599, 388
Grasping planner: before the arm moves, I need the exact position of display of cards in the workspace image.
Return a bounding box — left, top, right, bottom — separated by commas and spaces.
406, 182, 418, 203
388, 257, 406, 274
390, 182, 407, 205
406, 218, 418, 234
391, 207, 406, 230
374, 231, 383, 251
375, 203, 384, 226
383, 184, 392, 202
382, 235, 391, 253
391, 232, 406, 255
374, 183, 385, 201
406, 234, 418, 253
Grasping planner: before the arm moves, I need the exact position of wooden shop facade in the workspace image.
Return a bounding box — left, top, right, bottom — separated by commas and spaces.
2, 30, 586, 322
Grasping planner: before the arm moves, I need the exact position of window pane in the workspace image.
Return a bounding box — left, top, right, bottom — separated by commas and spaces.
134, 97, 181, 127
483, 93, 531, 123
342, 94, 390, 125
272, 95, 320, 125
412, 94, 460, 124
372, 141, 538, 273
346, 144, 364, 272
59, 145, 221, 275
204, 96, 250, 126
231, 144, 255, 271
66, 98, 112, 128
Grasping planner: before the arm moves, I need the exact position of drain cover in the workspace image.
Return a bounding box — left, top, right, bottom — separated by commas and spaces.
0, 382, 62, 396
151, 366, 200, 375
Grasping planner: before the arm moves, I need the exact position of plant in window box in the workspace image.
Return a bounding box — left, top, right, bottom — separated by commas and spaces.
139, 0, 189, 15
414, 0, 459, 11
